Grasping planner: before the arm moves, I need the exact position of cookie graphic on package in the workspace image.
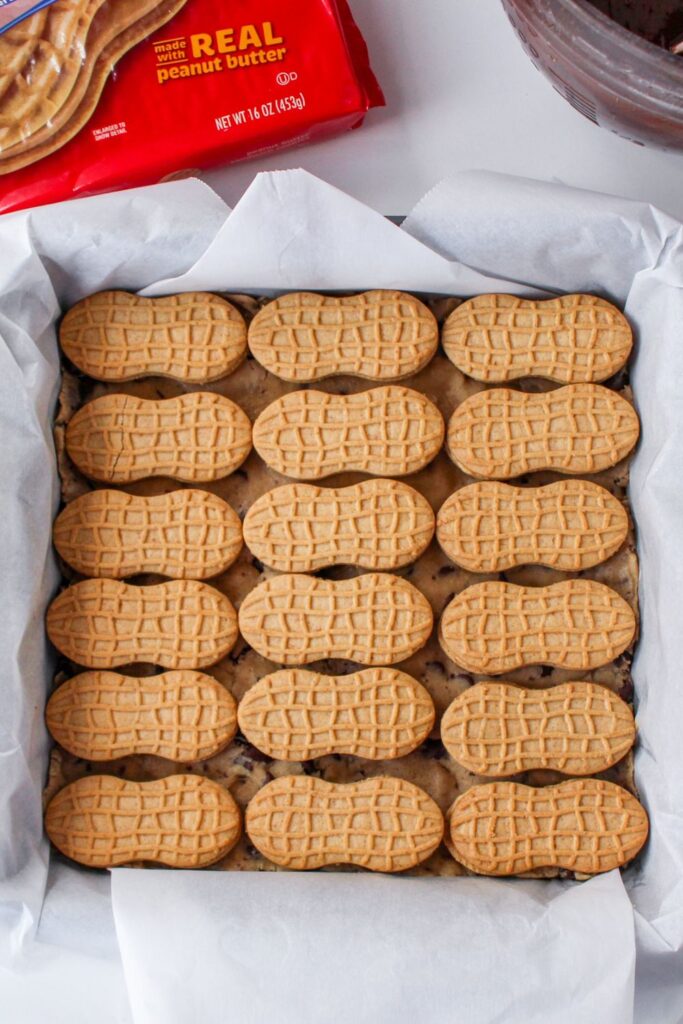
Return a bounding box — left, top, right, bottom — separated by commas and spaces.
60, 291, 247, 383
0, 0, 189, 173
53, 489, 243, 580
248, 290, 438, 382
439, 579, 635, 674
238, 668, 435, 760
447, 779, 648, 876
45, 774, 241, 868
65, 392, 252, 484
243, 479, 435, 572
246, 775, 444, 871
238, 573, 433, 665
253, 386, 444, 479
441, 681, 635, 776
442, 294, 632, 383
446, 384, 639, 479
46, 670, 237, 761
46, 579, 238, 669
436, 480, 629, 573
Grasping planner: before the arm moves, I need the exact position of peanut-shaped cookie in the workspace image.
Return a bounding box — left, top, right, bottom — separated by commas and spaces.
447, 384, 639, 479
436, 480, 628, 572
53, 489, 242, 579
238, 573, 433, 665
60, 291, 247, 383
441, 681, 635, 776
243, 479, 434, 572
246, 776, 444, 871
46, 775, 241, 868
238, 668, 435, 760
47, 579, 238, 669
439, 580, 635, 674
447, 779, 648, 875
442, 294, 632, 383
253, 386, 444, 479
46, 671, 237, 761
248, 290, 438, 381
66, 392, 252, 483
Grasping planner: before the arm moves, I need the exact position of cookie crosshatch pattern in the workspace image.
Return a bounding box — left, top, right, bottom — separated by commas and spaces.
47, 290, 643, 877
47, 578, 239, 670
54, 488, 243, 579
243, 479, 435, 572
47, 670, 238, 762
447, 779, 648, 876
438, 579, 636, 675
252, 386, 445, 479
66, 391, 253, 484
442, 293, 633, 384
60, 291, 248, 383
441, 681, 635, 777
436, 480, 629, 573
238, 573, 434, 666
246, 775, 444, 872
248, 290, 438, 382
238, 668, 435, 761
46, 774, 242, 869
447, 384, 639, 479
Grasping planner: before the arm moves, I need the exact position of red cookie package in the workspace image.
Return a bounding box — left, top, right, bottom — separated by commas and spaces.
0, 0, 384, 214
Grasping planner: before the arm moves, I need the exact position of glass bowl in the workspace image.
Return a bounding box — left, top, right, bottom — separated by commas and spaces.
502, 0, 683, 150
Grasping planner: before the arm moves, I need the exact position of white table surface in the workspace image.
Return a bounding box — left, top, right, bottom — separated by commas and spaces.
203, 0, 683, 219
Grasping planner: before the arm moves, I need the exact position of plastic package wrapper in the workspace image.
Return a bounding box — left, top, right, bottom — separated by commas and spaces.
0, 0, 383, 213
1, 170, 683, 1023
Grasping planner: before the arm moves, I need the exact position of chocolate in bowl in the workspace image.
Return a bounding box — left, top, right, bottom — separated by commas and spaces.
589, 1, 683, 51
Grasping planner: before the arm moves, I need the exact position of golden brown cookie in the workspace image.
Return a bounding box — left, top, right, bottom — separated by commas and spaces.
246, 775, 444, 871
53, 489, 243, 579
252, 386, 444, 479
46, 671, 237, 761
238, 573, 433, 665
442, 294, 632, 383
436, 480, 629, 573
59, 291, 247, 383
248, 290, 438, 382
65, 392, 252, 484
243, 479, 435, 572
45, 774, 241, 868
447, 779, 648, 875
46, 579, 238, 669
441, 681, 635, 776
238, 668, 435, 760
439, 580, 635, 674
446, 384, 639, 479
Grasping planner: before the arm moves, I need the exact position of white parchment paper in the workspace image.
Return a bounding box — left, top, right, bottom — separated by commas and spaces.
1, 169, 682, 1024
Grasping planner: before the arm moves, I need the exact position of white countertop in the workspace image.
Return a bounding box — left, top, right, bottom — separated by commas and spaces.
203, 0, 683, 219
